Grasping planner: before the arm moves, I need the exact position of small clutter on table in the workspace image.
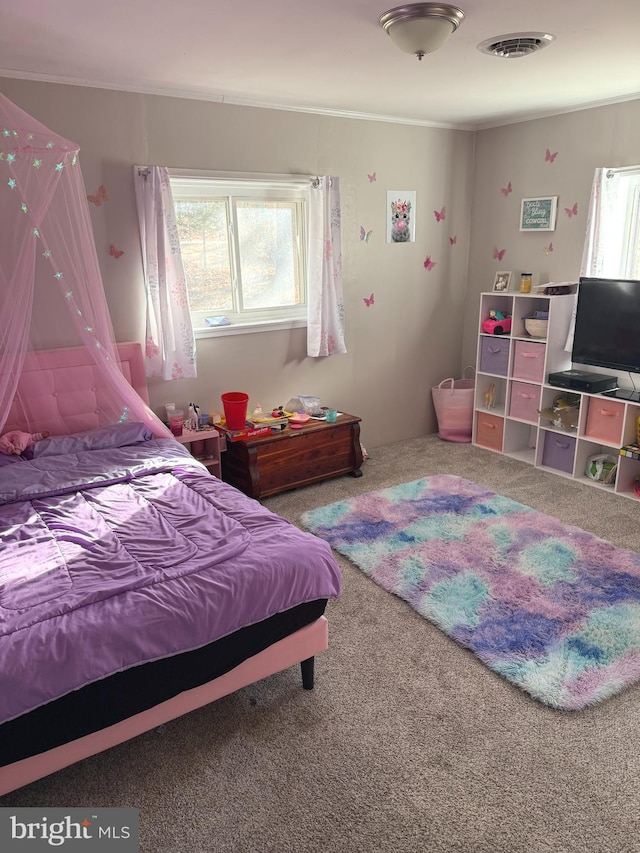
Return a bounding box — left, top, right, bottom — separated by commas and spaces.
207, 391, 342, 441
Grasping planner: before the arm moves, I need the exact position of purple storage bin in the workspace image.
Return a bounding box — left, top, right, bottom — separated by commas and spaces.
542, 431, 576, 474
480, 337, 510, 376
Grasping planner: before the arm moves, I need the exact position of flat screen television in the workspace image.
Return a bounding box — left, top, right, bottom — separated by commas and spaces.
572, 277, 640, 400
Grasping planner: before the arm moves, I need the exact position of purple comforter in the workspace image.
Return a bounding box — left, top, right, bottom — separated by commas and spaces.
0, 440, 341, 725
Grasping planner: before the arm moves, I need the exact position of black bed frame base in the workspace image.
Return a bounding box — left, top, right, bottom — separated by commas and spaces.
301, 657, 315, 690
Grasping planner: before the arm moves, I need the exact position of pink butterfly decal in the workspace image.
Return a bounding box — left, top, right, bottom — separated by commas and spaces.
545, 148, 558, 163
565, 202, 578, 218
449, 236, 457, 245
544, 242, 554, 255
109, 244, 124, 259
367, 172, 376, 183
360, 225, 373, 243
363, 293, 374, 307
434, 206, 446, 222
500, 181, 512, 197
87, 184, 108, 206
493, 246, 506, 261
423, 255, 436, 271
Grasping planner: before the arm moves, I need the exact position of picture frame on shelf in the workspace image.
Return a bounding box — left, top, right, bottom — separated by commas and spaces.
492, 271, 512, 292
520, 196, 558, 232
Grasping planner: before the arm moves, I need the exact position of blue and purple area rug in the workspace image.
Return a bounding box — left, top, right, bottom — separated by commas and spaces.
302, 475, 640, 710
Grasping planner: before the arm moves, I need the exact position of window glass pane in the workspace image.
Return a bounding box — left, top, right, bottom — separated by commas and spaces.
236, 201, 300, 310
174, 200, 233, 312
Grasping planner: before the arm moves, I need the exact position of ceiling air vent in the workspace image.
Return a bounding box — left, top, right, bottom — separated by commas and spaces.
477, 32, 555, 59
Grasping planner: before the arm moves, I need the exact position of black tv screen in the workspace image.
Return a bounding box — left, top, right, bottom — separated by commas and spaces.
573, 277, 640, 374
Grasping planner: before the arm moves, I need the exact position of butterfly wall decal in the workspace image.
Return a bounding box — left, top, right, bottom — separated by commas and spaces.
87, 184, 108, 206
565, 202, 578, 218
544, 242, 554, 255
360, 226, 373, 243
545, 149, 558, 163
423, 255, 436, 271
363, 293, 374, 307
434, 207, 446, 222
493, 246, 506, 261
500, 181, 513, 197
109, 244, 124, 259
367, 172, 376, 183
449, 236, 457, 245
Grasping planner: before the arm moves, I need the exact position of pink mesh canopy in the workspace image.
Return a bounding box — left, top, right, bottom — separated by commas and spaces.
0, 94, 168, 437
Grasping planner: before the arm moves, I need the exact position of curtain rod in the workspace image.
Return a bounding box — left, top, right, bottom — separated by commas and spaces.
606, 165, 640, 177
138, 165, 324, 187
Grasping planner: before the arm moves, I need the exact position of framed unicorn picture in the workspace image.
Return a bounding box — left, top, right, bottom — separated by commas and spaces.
386, 190, 416, 243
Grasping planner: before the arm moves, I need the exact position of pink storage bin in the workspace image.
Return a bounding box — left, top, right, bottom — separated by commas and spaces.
513, 340, 546, 383
508, 381, 541, 423
475, 412, 504, 451
584, 398, 624, 445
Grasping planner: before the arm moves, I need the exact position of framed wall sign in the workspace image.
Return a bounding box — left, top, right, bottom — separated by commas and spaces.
386, 190, 416, 243
520, 196, 558, 232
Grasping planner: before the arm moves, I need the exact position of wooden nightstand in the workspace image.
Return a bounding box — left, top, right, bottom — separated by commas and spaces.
221, 413, 363, 499
174, 427, 225, 477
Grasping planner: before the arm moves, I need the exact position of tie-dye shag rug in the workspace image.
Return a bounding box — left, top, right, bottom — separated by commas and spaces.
302, 475, 640, 710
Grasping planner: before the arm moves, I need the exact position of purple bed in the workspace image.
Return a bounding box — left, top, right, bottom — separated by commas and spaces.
0, 349, 341, 795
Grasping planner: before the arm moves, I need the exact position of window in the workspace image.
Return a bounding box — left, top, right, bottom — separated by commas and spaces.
584, 167, 640, 279
169, 173, 309, 335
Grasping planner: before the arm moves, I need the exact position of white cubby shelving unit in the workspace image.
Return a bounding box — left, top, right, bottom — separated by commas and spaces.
473, 290, 640, 501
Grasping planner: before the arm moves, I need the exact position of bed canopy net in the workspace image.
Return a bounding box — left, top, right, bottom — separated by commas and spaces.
0, 93, 167, 438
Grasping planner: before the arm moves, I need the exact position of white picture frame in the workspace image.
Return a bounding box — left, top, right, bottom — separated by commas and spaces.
493, 271, 512, 292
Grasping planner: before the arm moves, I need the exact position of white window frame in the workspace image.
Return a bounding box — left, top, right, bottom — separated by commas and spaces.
169, 170, 311, 338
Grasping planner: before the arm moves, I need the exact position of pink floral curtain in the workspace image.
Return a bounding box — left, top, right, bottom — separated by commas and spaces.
134, 166, 196, 379
307, 176, 347, 357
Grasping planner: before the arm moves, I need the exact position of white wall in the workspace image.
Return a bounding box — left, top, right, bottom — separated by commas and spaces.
464, 100, 640, 371
4, 77, 636, 451
0, 78, 475, 450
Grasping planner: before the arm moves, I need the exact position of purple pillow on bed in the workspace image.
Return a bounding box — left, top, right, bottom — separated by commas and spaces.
30, 422, 154, 459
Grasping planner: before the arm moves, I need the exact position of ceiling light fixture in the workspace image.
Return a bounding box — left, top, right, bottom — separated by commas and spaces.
379, 3, 464, 61
477, 32, 555, 59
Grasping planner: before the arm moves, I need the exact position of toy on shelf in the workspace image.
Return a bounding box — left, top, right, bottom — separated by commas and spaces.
484, 383, 496, 409
538, 393, 580, 432
482, 310, 512, 336
585, 454, 617, 486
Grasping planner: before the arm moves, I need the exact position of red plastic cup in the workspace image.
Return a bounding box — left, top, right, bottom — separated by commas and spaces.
221, 392, 249, 430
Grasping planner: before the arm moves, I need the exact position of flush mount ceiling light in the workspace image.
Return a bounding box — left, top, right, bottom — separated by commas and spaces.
379, 4, 465, 61
477, 32, 555, 59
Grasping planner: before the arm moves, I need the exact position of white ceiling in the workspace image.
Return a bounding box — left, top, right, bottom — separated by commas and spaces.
1, 0, 639, 129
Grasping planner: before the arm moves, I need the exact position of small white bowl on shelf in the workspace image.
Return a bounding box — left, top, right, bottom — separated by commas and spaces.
524, 318, 548, 338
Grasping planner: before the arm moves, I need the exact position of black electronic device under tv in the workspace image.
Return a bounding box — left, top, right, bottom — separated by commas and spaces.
572, 277, 640, 402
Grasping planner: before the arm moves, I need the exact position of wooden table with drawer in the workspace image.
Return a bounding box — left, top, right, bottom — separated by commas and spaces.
221, 412, 363, 499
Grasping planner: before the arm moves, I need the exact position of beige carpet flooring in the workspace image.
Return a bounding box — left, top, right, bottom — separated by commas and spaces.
2, 435, 640, 852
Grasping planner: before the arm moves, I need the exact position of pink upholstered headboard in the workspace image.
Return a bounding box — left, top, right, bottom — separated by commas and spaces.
4, 342, 149, 436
